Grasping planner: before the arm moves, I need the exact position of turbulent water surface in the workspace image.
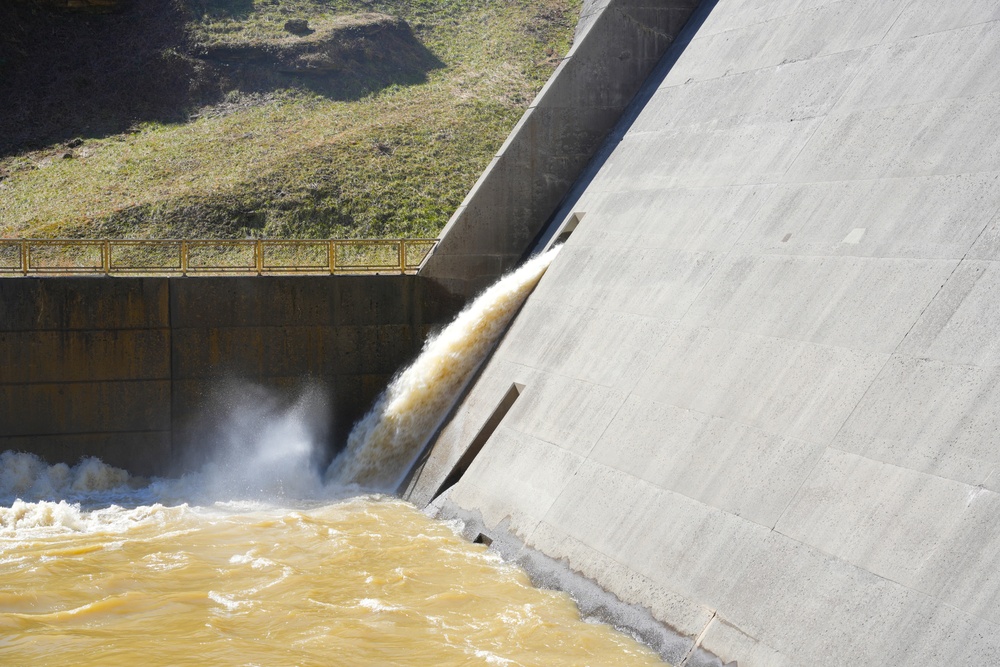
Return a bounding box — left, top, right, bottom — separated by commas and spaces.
0, 248, 668, 666
0, 454, 665, 667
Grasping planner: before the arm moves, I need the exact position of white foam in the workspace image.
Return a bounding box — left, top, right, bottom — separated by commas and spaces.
473, 649, 517, 666
208, 590, 249, 612
0, 500, 188, 540
0, 452, 134, 506
357, 598, 401, 613
229, 551, 276, 570
0, 499, 86, 533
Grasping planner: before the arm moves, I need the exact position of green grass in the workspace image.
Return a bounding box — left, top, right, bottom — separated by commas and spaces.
0, 0, 578, 239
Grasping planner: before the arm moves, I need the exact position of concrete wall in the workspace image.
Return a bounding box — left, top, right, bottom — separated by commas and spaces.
409, 1, 1000, 664
419, 0, 702, 299
0, 276, 461, 476
0, 279, 172, 476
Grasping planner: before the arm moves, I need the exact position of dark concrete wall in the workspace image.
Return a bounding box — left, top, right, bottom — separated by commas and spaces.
0, 276, 462, 476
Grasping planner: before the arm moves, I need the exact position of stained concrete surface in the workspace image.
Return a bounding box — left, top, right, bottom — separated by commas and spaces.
0, 276, 461, 475
410, 0, 1000, 664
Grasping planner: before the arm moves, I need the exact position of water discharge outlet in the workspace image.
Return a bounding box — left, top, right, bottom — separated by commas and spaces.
550, 211, 584, 248
326, 246, 561, 490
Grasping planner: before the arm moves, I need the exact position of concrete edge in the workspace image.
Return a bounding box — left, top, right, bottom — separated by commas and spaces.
418, 0, 705, 296
430, 494, 734, 667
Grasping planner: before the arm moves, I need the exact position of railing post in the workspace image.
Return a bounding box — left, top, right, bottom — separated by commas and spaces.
20, 240, 27, 276
329, 240, 336, 274
181, 240, 189, 275
255, 239, 263, 275
398, 240, 405, 273
102, 240, 111, 274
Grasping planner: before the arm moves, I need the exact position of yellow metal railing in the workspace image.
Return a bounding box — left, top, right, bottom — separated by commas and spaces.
0, 238, 437, 276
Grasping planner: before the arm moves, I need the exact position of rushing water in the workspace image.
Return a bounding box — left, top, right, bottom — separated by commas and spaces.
329, 247, 560, 490
0, 248, 669, 666
0, 454, 667, 667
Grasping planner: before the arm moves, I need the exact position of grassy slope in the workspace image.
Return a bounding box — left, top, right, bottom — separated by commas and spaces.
0, 0, 578, 239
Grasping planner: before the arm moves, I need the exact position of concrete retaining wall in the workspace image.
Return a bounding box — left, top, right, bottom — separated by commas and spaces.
409, 0, 1000, 664
0, 276, 461, 475
419, 0, 702, 299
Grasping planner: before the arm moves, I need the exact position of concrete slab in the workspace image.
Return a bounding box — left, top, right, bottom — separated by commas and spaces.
898, 260, 1000, 367
832, 354, 1000, 487
911, 488, 1000, 626
0, 329, 169, 383
679, 255, 957, 353
537, 245, 722, 318
775, 448, 975, 590
169, 324, 415, 379
503, 373, 627, 457
590, 394, 826, 526
633, 48, 868, 133
776, 447, 1000, 627
499, 298, 678, 391
569, 184, 775, 253
448, 426, 588, 537
0, 431, 172, 477
695, 618, 795, 667
660, 0, 905, 86
884, 0, 1000, 42
169, 276, 423, 329
598, 116, 824, 190
834, 21, 1000, 112
733, 174, 1000, 260
529, 459, 963, 667
632, 326, 887, 444
787, 93, 1000, 182
0, 278, 167, 331
0, 380, 171, 435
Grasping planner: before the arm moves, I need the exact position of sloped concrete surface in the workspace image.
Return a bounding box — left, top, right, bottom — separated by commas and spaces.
411, 0, 1000, 663
419, 0, 702, 298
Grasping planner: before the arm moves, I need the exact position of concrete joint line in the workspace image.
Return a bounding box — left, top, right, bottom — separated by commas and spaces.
694, 0, 868, 43
771, 248, 969, 531
890, 17, 1000, 44
772, 524, 1000, 630
877, 0, 914, 44
662, 45, 868, 92
780, 2, 908, 180
825, 443, 1000, 491
678, 610, 717, 667
778, 49, 877, 181
579, 389, 631, 461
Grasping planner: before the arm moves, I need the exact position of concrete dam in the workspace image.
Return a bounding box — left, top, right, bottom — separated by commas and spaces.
410, 0, 1000, 664
4, 0, 1000, 665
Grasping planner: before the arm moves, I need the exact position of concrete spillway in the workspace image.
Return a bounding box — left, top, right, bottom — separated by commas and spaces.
410, 0, 1000, 664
